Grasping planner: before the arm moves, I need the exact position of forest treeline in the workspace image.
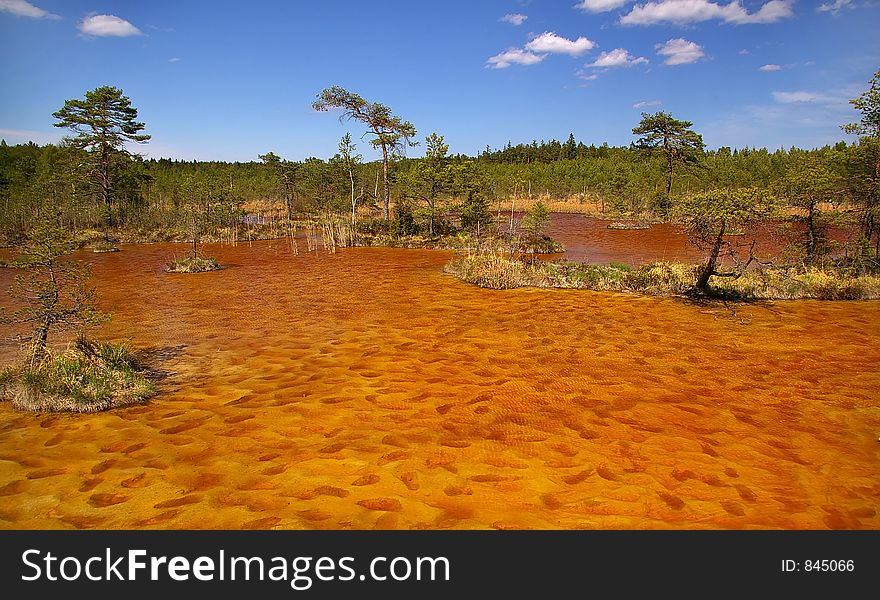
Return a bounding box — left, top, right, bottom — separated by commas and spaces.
0, 72, 878, 270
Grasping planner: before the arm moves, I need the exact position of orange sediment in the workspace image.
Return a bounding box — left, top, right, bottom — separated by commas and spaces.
0, 234, 877, 530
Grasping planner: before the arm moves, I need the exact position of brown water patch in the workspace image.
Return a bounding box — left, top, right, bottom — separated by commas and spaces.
0, 241, 878, 530
358, 498, 403, 512
546, 214, 856, 265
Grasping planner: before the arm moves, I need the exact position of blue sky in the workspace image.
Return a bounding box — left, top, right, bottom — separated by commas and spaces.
0, 1, 878, 162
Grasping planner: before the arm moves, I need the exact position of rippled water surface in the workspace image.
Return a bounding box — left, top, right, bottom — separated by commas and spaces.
0, 224, 878, 529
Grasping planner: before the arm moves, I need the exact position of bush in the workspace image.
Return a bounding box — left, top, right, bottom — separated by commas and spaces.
0, 337, 154, 412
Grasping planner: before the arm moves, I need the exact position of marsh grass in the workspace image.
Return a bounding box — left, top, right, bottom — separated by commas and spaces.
0, 337, 155, 412
445, 253, 880, 300
165, 255, 221, 273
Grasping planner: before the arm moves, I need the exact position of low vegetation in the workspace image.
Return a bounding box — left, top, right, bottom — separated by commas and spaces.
165, 255, 221, 273
92, 239, 120, 253
0, 336, 154, 412
445, 253, 880, 300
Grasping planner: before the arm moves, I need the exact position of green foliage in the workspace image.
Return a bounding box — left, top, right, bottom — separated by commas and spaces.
53, 86, 150, 147
675, 186, 776, 292
390, 198, 420, 237
521, 201, 550, 236
843, 69, 880, 138
649, 190, 672, 217
403, 132, 453, 235
175, 176, 244, 260
777, 155, 841, 263
460, 189, 493, 232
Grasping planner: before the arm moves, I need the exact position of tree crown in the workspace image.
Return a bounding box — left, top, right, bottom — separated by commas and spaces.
675, 187, 776, 238
313, 86, 417, 155
843, 69, 880, 138
53, 86, 150, 152
632, 111, 704, 158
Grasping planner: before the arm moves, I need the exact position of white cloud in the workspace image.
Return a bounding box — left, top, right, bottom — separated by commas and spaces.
633, 99, 663, 109
0, 128, 62, 145
772, 91, 820, 103
525, 31, 596, 56
817, 0, 853, 15
759, 63, 782, 71
738, 49, 750, 55
486, 48, 545, 69
0, 0, 59, 19
168, 57, 181, 63
578, 72, 600, 81
500, 13, 528, 25
620, 0, 793, 26
773, 82, 866, 106
588, 48, 648, 68
655, 38, 705, 65
574, 0, 629, 12
79, 14, 142, 37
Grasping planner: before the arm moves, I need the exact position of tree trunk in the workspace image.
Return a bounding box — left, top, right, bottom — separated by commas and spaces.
31, 321, 49, 365
665, 150, 674, 196
283, 174, 293, 222
349, 169, 356, 226
696, 222, 726, 293
805, 199, 817, 265
381, 145, 390, 221
101, 143, 113, 228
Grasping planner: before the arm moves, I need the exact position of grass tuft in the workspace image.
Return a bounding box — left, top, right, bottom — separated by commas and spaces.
0, 337, 155, 413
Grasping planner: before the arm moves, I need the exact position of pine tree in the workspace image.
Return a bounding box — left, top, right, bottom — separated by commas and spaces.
53, 86, 150, 227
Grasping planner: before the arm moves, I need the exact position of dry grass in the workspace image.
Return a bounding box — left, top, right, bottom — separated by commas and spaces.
715, 268, 880, 300
492, 194, 607, 216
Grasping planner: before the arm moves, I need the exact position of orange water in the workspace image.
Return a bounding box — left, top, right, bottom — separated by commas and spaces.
0, 236, 878, 530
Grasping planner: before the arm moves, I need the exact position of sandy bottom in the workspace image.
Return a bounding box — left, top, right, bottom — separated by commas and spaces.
0, 239, 878, 530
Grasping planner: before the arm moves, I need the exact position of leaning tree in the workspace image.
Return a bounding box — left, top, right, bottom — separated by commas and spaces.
53, 86, 150, 228
313, 86, 416, 221
676, 187, 775, 294
633, 111, 704, 197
